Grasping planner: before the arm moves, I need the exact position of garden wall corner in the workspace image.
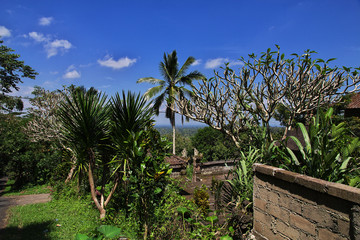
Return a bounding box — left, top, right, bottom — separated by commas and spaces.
253, 163, 360, 240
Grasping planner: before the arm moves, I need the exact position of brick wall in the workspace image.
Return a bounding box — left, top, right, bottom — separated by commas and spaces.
253, 164, 360, 240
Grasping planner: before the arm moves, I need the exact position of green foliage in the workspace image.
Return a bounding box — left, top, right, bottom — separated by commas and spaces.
275, 108, 360, 185
0, 40, 37, 94
0, 40, 37, 113
222, 147, 260, 211
193, 184, 210, 216
1, 179, 51, 196
74, 225, 123, 240
191, 127, 239, 161
124, 129, 172, 237
0, 114, 59, 186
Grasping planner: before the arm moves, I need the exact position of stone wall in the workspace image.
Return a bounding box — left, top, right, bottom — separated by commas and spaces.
170, 159, 236, 177
253, 164, 360, 240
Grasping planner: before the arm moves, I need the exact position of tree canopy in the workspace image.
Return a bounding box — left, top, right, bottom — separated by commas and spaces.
0, 40, 37, 94
0, 40, 37, 113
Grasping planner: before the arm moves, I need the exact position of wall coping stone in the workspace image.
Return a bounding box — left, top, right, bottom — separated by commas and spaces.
253, 163, 360, 205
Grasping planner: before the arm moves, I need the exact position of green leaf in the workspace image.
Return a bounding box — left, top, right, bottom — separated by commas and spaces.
326, 58, 336, 63
206, 215, 218, 224
286, 147, 300, 166
97, 225, 121, 238
140, 163, 146, 173
297, 123, 311, 154
74, 233, 90, 240
220, 235, 233, 240
154, 187, 162, 194
177, 207, 188, 214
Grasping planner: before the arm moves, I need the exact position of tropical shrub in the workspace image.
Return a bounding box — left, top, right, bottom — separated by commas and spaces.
275, 107, 360, 186
193, 184, 210, 216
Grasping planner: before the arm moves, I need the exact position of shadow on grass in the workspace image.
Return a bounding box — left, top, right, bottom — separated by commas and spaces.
0, 221, 53, 240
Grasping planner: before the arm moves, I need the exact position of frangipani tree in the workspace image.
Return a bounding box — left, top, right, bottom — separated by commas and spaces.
176, 46, 360, 148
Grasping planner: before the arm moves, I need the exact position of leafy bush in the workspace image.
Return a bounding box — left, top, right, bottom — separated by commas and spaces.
275, 107, 360, 186
0, 114, 59, 186
191, 127, 239, 161
193, 184, 210, 216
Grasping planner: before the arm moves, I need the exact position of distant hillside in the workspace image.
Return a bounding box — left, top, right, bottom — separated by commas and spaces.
155, 126, 202, 138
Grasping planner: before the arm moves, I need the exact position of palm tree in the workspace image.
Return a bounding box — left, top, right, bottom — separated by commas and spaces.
137, 50, 205, 155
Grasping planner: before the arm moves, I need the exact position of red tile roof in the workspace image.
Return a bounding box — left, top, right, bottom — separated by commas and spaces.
347, 92, 360, 109
165, 155, 189, 166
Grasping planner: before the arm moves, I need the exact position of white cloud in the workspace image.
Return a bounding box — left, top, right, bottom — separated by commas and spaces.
205, 58, 229, 69
39, 17, 54, 26
0, 26, 11, 38
205, 58, 244, 69
63, 66, 81, 79
9, 86, 34, 97
28, 32, 48, 42
191, 59, 202, 66
66, 65, 76, 71
98, 55, 137, 69
45, 39, 72, 58
27, 31, 72, 58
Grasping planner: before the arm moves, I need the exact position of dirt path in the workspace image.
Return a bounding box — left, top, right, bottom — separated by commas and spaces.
0, 177, 51, 229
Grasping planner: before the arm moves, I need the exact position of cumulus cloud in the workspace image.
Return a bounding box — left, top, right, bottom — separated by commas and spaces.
205, 58, 229, 69
28, 32, 48, 42
26, 31, 72, 58
39, 17, 54, 26
98, 55, 137, 69
191, 59, 202, 66
0, 26, 11, 38
63, 69, 81, 79
45, 39, 72, 58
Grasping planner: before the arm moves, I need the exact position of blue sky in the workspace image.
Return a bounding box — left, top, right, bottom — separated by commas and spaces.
1, 0, 360, 126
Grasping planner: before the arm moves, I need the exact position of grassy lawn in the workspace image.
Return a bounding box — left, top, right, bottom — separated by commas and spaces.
0, 198, 100, 240
1, 179, 51, 196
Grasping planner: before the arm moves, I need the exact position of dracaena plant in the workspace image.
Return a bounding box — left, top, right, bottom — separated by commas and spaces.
277, 107, 360, 185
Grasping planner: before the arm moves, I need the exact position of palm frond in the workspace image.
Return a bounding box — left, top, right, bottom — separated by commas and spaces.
176, 56, 195, 79
137, 77, 165, 85
166, 50, 179, 79
144, 85, 165, 99
153, 93, 166, 115
58, 88, 109, 162
159, 62, 172, 82
110, 91, 153, 150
